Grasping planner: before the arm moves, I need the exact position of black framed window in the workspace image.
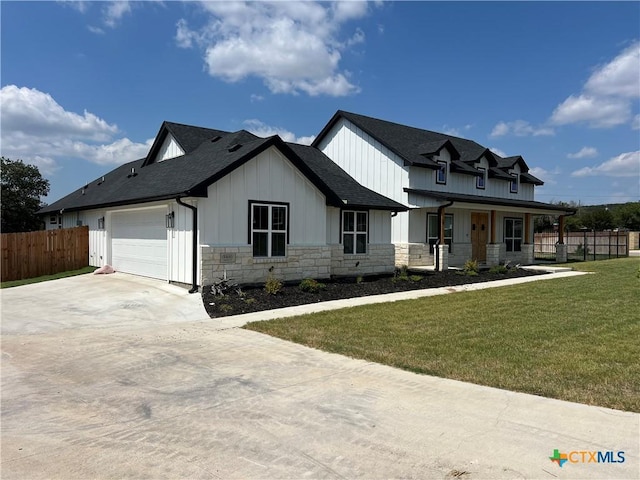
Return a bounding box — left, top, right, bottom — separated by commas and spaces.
250, 203, 288, 257
510, 174, 519, 193
476, 167, 486, 189
343, 210, 367, 254
427, 213, 453, 252
436, 161, 447, 185
504, 217, 523, 252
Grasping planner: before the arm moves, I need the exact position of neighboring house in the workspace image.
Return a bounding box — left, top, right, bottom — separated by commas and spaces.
314, 111, 575, 269
40, 122, 406, 289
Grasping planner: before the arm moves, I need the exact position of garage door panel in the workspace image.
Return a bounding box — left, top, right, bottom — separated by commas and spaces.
111, 208, 168, 280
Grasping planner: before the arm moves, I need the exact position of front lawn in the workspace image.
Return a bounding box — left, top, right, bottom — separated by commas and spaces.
246, 258, 640, 412
0, 266, 96, 288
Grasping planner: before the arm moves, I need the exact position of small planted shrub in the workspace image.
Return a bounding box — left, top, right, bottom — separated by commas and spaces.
299, 278, 326, 293
489, 265, 508, 274
409, 274, 423, 282
393, 265, 410, 282
463, 259, 479, 276
356, 275, 364, 284
264, 274, 283, 295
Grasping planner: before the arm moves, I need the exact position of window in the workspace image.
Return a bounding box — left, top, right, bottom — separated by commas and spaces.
504, 218, 523, 252
343, 211, 368, 254
49, 214, 58, 225
476, 168, 486, 189
250, 203, 288, 257
436, 161, 447, 185
427, 213, 453, 252
510, 174, 519, 193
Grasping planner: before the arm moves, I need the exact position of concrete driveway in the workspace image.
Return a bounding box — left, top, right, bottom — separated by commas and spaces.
1, 273, 638, 479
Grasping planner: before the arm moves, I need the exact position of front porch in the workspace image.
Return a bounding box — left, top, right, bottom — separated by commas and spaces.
396, 192, 576, 271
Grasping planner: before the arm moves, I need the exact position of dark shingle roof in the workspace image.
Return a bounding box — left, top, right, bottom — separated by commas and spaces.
313, 110, 537, 178
404, 189, 576, 214
40, 123, 407, 214
286, 143, 407, 211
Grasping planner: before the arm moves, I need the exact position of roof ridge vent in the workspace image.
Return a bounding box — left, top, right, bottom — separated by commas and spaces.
228, 143, 242, 152
127, 167, 138, 178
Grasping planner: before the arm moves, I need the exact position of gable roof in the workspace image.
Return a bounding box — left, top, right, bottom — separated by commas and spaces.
143, 121, 232, 166
313, 110, 540, 181
40, 123, 407, 215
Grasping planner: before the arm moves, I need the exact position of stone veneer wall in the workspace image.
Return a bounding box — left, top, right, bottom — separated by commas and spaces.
330, 243, 396, 277
200, 245, 331, 285
449, 243, 472, 267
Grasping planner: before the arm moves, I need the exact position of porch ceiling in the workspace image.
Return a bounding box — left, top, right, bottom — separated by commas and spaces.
404, 188, 576, 215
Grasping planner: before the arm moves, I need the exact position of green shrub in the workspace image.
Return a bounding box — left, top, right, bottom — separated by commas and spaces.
299, 278, 326, 293
264, 274, 283, 295
409, 275, 423, 282
356, 276, 364, 284
463, 259, 479, 276
393, 265, 410, 282
489, 265, 508, 274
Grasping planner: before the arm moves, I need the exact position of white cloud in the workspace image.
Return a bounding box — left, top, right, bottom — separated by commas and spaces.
87, 25, 105, 35
0, 85, 152, 171
176, 1, 368, 96
567, 146, 598, 159
550, 94, 631, 128
243, 119, 315, 145
550, 42, 640, 128
250, 94, 265, 103
490, 120, 554, 138
632, 114, 640, 130
489, 147, 507, 157
571, 151, 640, 178
103, 1, 131, 28
529, 166, 561, 186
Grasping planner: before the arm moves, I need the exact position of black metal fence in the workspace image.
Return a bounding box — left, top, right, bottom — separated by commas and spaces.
534, 230, 629, 261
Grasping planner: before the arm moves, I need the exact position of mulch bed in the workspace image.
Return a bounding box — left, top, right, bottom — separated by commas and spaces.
202, 268, 547, 318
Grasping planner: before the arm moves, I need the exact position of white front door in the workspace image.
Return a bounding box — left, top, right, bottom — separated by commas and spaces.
111, 208, 168, 280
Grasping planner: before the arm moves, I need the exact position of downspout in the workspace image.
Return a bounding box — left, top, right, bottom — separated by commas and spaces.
176, 197, 199, 294
435, 200, 454, 271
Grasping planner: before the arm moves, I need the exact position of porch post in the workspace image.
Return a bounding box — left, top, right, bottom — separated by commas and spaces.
490, 209, 496, 244
522, 213, 534, 264
556, 215, 567, 263
434, 202, 451, 271
486, 209, 500, 266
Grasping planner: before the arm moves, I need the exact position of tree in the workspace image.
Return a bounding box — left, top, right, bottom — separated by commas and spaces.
1, 157, 50, 233
611, 202, 640, 230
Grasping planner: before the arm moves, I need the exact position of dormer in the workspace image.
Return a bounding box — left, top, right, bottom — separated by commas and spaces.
155, 132, 185, 163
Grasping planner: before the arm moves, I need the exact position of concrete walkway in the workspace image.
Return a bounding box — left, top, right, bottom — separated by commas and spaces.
2, 269, 638, 479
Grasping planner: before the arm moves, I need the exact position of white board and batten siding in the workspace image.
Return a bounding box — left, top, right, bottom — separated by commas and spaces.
317, 118, 410, 244
154, 134, 185, 162
326, 208, 391, 245
199, 146, 327, 246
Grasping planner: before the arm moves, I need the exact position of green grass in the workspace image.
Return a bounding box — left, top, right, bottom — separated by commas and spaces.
1, 266, 96, 288
246, 258, 640, 412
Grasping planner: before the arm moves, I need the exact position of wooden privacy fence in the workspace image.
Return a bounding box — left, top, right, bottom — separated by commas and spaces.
1, 226, 89, 282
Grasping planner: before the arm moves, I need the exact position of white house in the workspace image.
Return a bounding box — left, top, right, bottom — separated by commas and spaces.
313, 111, 575, 270
40, 122, 407, 290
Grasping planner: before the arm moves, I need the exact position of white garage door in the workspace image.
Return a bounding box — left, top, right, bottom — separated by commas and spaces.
111, 208, 168, 280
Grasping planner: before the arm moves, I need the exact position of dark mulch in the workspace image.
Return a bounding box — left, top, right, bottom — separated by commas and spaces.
202, 268, 547, 318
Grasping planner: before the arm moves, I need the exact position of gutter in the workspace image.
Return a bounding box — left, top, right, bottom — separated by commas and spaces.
176, 196, 199, 294
435, 200, 454, 271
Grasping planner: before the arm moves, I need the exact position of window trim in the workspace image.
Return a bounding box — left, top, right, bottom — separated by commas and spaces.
341, 209, 369, 255
436, 161, 447, 185
49, 214, 58, 225
510, 174, 519, 194
476, 167, 486, 190
248, 200, 290, 258
504, 217, 523, 252
427, 213, 454, 253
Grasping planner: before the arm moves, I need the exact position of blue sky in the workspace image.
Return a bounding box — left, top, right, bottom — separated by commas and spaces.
2, 1, 639, 206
